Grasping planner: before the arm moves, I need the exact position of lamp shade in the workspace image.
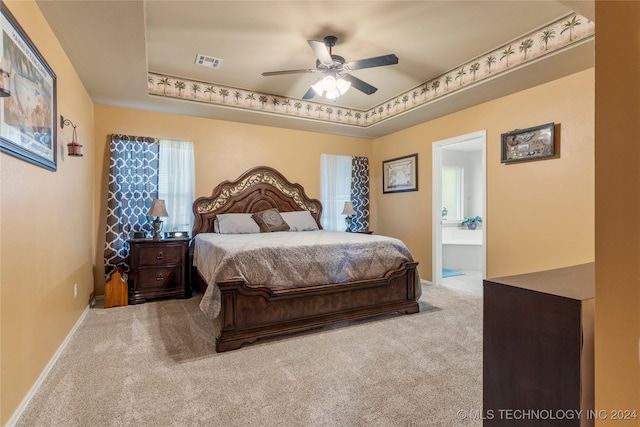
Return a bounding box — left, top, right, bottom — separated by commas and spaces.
147, 199, 169, 217
341, 201, 356, 216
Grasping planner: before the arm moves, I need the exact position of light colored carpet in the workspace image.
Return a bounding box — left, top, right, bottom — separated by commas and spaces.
442, 270, 483, 297
16, 283, 482, 427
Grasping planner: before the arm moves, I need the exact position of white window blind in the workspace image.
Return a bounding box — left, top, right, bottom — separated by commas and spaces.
158, 139, 195, 234
320, 154, 352, 231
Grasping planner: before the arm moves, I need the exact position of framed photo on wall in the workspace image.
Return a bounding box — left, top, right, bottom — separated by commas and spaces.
1, 3, 57, 171
501, 123, 555, 163
383, 153, 418, 193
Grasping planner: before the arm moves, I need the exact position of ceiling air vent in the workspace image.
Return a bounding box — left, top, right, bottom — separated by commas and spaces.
194, 54, 222, 69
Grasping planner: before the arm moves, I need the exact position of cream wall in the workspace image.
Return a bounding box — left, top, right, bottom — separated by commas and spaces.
93, 105, 371, 294
0, 1, 95, 425
373, 68, 595, 280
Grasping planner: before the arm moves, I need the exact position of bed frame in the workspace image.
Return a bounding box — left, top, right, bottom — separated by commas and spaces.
191, 166, 419, 352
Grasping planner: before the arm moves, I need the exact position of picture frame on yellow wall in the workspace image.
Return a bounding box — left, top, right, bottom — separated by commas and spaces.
383, 153, 418, 194
1, 3, 57, 171
501, 123, 555, 163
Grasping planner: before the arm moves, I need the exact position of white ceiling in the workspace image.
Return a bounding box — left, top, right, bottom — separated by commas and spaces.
36, 0, 594, 138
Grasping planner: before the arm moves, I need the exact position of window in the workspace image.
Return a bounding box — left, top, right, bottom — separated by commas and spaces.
320, 154, 352, 231
320, 154, 370, 231
104, 135, 194, 277
158, 139, 195, 233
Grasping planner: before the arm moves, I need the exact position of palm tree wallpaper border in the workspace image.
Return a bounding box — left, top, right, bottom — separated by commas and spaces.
148, 13, 593, 128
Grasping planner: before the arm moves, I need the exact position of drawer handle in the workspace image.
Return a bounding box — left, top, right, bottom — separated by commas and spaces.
156, 273, 165, 281
156, 252, 165, 260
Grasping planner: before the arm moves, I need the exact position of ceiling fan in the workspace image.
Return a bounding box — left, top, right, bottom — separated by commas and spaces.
261, 36, 399, 100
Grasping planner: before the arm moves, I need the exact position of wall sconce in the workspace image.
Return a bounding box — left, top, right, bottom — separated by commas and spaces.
0, 57, 10, 97
60, 115, 83, 157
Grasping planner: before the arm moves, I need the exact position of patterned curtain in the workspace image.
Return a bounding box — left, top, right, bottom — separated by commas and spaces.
104, 134, 160, 278
351, 156, 370, 232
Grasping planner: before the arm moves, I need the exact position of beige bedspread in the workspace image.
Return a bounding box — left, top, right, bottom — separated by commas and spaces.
193, 230, 421, 319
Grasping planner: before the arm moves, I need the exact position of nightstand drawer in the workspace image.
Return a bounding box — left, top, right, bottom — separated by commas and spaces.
138, 265, 182, 288
138, 245, 182, 266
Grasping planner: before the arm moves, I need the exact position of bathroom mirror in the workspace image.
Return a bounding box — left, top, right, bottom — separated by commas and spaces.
442, 166, 463, 221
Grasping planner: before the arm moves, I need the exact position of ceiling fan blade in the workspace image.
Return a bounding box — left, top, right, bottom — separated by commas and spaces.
341, 73, 378, 95
262, 69, 317, 76
302, 87, 317, 100
344, 54, 399, 70
307, 40, 333, 65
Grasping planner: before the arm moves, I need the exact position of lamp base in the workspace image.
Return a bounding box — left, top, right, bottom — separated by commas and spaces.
345, 216, 353, 232
152, 217, 163, 239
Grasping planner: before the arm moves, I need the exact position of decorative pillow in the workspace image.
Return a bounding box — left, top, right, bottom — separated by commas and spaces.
281, 211, 320, 231
216, 213, 261, 234
252, 209, 290, 232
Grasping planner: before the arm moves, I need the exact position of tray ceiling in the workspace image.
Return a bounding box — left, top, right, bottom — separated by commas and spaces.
36, 1, 595, 138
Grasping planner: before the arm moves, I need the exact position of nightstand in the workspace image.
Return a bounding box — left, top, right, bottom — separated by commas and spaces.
127, 237, 191, 304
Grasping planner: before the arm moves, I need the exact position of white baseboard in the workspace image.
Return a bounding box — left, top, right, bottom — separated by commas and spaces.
5, 304, 91, 427
90, 294, 104, 307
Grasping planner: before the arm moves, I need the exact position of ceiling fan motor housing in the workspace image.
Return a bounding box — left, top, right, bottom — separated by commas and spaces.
316, 55, 345, 72
324, 35, 338, 49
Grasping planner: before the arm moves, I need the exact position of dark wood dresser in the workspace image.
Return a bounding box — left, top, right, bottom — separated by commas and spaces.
127, 237, 191, 304
483, 263, 594, 426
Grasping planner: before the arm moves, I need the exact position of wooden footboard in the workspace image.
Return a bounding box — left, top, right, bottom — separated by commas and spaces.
208, 261, 419, 352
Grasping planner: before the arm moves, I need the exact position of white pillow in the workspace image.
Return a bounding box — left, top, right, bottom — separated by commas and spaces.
281, 211, 320, 231
216, 213, 261, 234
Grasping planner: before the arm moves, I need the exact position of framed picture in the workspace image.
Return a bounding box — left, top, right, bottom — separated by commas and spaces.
501, 123, 555, 163
1, 3, 57, 171
383, 153, 418, 193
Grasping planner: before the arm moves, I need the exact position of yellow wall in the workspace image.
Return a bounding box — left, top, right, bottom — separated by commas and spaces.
373, 69, 595, 280
93, 105, 371, 294
4, 1, 638, 425
0, 1, 95, 424
594, 1, 640, 423
93, 70, 595, 287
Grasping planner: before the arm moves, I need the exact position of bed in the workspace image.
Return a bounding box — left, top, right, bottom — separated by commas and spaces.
191, 166, 420, 352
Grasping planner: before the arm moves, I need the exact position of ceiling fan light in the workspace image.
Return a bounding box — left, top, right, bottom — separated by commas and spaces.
325, 89, 340, 100
311, 75, 350, 99
336, 78, 351, 95
311, 78, 328, 96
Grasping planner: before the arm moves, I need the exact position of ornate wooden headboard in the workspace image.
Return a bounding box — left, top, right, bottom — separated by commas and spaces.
192, 166, 323, 236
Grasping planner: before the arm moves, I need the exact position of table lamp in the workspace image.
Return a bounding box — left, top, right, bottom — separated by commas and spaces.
147, 199, 169, 239
341, 201, 356, 232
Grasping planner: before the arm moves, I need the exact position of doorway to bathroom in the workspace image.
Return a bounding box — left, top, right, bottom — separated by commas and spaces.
432, 130, 486, 295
